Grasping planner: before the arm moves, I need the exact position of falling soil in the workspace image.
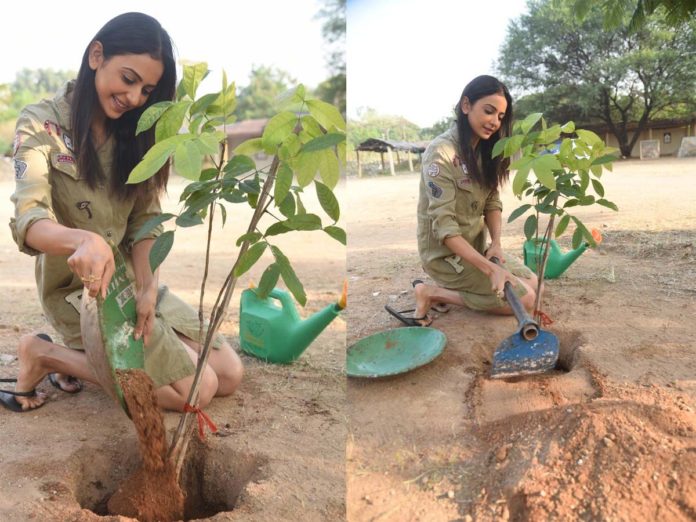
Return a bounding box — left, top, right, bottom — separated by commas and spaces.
107, 369, 185, 522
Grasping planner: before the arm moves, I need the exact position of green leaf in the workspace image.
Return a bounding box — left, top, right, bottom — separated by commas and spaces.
512, 167, 530, 196
301, 132, 345, 153
315, 180, 340, 222
234, 241, 268, 277
317, 149, 339, 189
286, 213, 322, 231
270, 245, 306, 306
223, 154, 256, 178
133, 213, 175, 242
182, 62, 208, 99
277, 84, 307, 110
136, 101, 173, 135
217, 202, 227, 226
323, 225, 346, 245
149, 230, 175, 272
294, 151, 320, 187
492, 137, 508, 158
175, 213, 204, 228
174, 140, 203, 181
190, 93, 219, 117
572, 227, 584, 250
555, 214, 571, 237
300, 115, 324, 138
591, 154, 616, 166
128, 134, 188, 184
563, 198, 580, 208
591, 178, 605, 197
530, 155, 560, 189
560, 121, 575, 133
256, 263, 281, 299
264, 221, 292, 237
576, 129, 603, 147
262, 111, 298, 150
155, 101, 192, 142
571, 217, 592, 248
520, 113, 542, 134
274, 162, 294, 206
234, 137, 264, 156
196, 131, 225, 155
306, 98, 346, 131
504, 135, 524, 158
579, 169, 590, 192
278, 193, 296, 218
507, 204, 532, 223
523, 214, 537, 240
236, 232, 262, 247
597, 199, 619, 211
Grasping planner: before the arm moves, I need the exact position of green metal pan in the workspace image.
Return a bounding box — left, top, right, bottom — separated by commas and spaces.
347, 327, 446, 378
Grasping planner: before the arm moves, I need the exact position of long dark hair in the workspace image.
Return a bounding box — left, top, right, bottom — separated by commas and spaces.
455, 75, 513, 191
71, 12, 176, 199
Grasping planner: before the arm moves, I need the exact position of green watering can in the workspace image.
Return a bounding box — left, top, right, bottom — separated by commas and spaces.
523, 229, 602, 279
239, 283, 346, 364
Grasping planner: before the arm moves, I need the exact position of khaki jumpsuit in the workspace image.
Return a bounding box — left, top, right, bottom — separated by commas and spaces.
417, 126, 532, 310
10, 81, 223, 387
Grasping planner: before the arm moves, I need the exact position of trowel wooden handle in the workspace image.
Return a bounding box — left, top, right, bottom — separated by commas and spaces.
490, 257, 539, 341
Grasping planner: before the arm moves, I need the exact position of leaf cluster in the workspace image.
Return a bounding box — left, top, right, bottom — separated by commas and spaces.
493, 113, 619, 250
128, 63, 346, 305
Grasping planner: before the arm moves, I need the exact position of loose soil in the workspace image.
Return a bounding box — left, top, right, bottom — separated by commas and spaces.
345, 157, 696, 521
0, 163, 346, 522
107, 369, 185, 522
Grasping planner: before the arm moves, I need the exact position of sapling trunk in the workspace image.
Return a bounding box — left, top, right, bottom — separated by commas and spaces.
168, 156, 280, 479
533, 196, 559, 322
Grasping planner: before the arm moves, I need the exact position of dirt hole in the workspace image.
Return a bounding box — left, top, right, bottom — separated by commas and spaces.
72, 440, 265, 520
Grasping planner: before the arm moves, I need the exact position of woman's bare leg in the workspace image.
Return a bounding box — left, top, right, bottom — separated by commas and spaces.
13, 334, 99, 410
177, 334, 243, 397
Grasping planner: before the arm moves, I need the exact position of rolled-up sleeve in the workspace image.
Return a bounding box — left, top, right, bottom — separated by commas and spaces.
484, 188, 503, 213
9, 113, 57, 255
124, 192, 163, 252
422, 150, 460, 244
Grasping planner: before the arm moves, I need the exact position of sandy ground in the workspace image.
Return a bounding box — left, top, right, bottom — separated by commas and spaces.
345, 157, 696, 521
0, 164, 346, 521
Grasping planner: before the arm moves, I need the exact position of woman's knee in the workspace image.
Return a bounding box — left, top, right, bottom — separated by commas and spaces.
214, 344, 243, 396
197, 366, 219, 408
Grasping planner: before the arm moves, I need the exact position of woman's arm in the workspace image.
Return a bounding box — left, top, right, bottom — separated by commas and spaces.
130, 238, 159, 345
483, 208, 504, 262
25, 219, 115, 298
443, 234, 513, 295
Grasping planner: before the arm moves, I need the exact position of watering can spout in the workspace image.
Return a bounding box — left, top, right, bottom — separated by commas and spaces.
523, 239, 588, 279
239, 284, 345, 364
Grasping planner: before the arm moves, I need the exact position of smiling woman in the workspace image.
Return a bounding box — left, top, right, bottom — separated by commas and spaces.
2, 12, 243, 414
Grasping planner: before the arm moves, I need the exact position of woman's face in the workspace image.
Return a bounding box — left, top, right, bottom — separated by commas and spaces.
88, 42, 164, 121
461, 93, 508, 143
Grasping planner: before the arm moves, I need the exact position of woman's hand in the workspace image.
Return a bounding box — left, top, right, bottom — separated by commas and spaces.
485, 243, 505, 264
134, 282, 157, 346
66, 232, 115, 298
488, 261, 518, 299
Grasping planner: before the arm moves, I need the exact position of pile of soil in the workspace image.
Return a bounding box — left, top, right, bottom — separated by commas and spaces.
107, 369, 185, 522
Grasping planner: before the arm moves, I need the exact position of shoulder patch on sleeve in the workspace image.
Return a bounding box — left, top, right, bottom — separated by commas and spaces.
427, 181, 443, 198
14, 159, 28, 180
426, 163, 440, 177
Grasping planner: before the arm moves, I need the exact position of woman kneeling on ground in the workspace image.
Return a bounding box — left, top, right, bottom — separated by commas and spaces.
387, 75, 541, 327
1, 12, 243, 413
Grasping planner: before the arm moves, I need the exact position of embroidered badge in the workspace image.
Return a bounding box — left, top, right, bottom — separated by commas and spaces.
457, 177, 472, 189
428, 181, 443, 198
471, 201, 480, 212
453, 156, 469, 174
63, 134, 73, 152
14, 159, 28, 180
56, 154, 75, 164
12, 133, 23, 155
427, 163, 440, 177
76, 201, 93, 219
44, 120, 61, 136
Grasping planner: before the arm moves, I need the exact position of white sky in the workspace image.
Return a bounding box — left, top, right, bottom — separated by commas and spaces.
0, 0, 330, 92
347, 0, 529, 127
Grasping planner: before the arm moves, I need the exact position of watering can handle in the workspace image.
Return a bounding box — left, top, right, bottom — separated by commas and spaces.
490, 257, 539, 341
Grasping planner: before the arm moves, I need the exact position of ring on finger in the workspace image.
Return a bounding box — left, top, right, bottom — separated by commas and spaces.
81, 274, 100, 284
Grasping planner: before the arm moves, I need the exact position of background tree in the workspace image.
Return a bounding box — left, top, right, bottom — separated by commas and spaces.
314, 0, 346, 115
564, 0, 696, 30
420, 115, 455, 140
347, 108, 420, 149
498, 0, 696, 157
235, 65, 296, 120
